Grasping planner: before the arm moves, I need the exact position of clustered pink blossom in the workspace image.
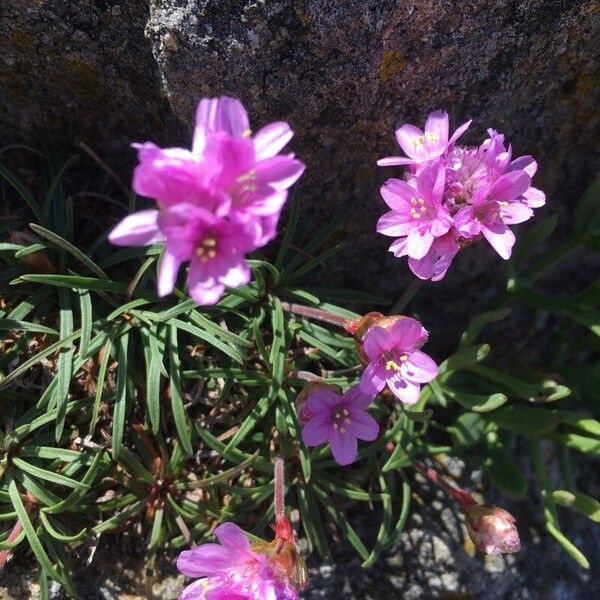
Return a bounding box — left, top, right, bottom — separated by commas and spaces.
109, 97, 304, 304
177, 523, 299, 599
377, 111, 545, 280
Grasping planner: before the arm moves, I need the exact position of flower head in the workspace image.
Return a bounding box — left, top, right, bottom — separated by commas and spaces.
465, 505, 521, 556
301, 384, 379, 465
359, 317, 438, 404
109, 96, 304, 304
177, 522, 302, 600
377, 111, 545, 280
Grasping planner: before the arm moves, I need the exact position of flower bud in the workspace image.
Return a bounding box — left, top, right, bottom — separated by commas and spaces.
465, 505, 521, 555
294, 381, 341, 425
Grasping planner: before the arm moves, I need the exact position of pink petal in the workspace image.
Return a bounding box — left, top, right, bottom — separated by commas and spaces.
187, 262, 225, 305
490, 171, 531, 202
482, 223, 515, 260
363, 325, 393, 359
342, 384, 376, 410
217, 259, 251, 288
395, 124, 426, 160
406, 230, 434, 260
386, 375, 421, 405
523, 187, 546, 208
157, 249, 181, 297
329, 429, 358, 466
359, 361, 386, 395
388, 317, 428, 349
377, 211, 415, 237
253, 122, 294, 160
500, 202, 534, 225
377, 156, 415, 167
305, 388, 341, 414
389, 237, 408, 257
380, 178, 418, 209
256, 156, 305, 191
454, 205, 480, 236
177, 545, 231, 577
346, 409, 379, 441
108, 210, 163, 247
195, 97, 250, 138
180, 579, 210, 600
448, 119, 472, 147
402, 350, 439, 383
424, 110, 449, 146
213, 522, 250, 552
509, 155, 537, 177
302, 415, 331, 446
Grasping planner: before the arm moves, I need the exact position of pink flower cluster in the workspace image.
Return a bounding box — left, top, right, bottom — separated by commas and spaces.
177, 523, 300, 600
109, 97, 304, 305
377, 111, 545, 280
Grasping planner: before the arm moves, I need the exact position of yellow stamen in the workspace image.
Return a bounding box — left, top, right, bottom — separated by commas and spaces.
333, 423, 339, 430
344, 418, 351, 424
425, 132, 439, 142
242, 129, 252, 138
339, 427, 346, 434
386, 360, 401, 371
203, 238, 217, 247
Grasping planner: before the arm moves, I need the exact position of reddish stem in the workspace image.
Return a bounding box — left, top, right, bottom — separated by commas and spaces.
0, 520, 23, 570
274, 457, 285, 519
412, 459, 477, 510
280, 302, 351, 329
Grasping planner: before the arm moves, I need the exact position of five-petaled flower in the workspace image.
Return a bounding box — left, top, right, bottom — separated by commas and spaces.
301, 384, 379, 466
359, 317, 438, 405
109, 96, 304, 305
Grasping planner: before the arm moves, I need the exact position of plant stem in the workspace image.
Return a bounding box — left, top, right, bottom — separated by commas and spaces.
391, 279, 425, 314
412, 459, 477, 510
280, 302, 351, 329
274, 457, 285, 518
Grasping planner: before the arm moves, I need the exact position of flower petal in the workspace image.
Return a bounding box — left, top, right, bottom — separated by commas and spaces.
380, 178, 417, 209
157, 249, 181, 297
305, 388, 341, 414
363, 325, 392, 359
448, 119, 472, 147
389, 237, 408, 257
377, 156, 415, 167
424, 110, 449, 147
346, 409, 379, 441
187, 262, 225, 306
406, 230, 434, 260
500, 201, 534, 225
523, 186, 546, 208
302, 415, 331, 446
256, 156, 305, 191
490, 171, 531, 202
388, 317, 428, 350
403, 350, 439, 383
108, 210, 163, 247
395, 124, 426, 160
342, 384, 376, 410
180, 579, 210, 600
386, 375, 421, 405
213, 522, 250, 553
329, 429, 358, 466
359, 361, 386, 395
482, 223, 515, 260
216, 259, 251, 288
253, 122, 294, 160
176, 545, 231, 577
195, 97, 250, 138
376, 211, 415, 237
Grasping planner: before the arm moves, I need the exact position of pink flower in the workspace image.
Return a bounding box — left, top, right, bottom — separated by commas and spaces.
109, 97, 304, 304
377, 112, 545, 280
377, 164, 453, 259
378, 110, 471, 168
454, 171, 532, 259
177, 523, 299, 600
301, 384, 379, 466
359, 317, 438, 404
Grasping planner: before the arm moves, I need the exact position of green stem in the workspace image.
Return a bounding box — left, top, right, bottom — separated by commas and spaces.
391, 279, 424, 314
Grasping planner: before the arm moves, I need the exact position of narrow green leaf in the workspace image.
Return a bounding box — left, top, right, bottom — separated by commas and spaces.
0, 318, 59, 336
168, 326, 193, 456
0, 163, 45, 223
552, 490, 600, 523
492, 406, 559, 435
445, 389, 508, 413
90, 339, 113, 434
112, 331, 130, 458
546, 522, 590, 568
55, 289, 74, 441
77, 290, 92, 359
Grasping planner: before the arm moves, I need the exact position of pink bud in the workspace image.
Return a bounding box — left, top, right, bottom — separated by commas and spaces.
465, 505, 521, 555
